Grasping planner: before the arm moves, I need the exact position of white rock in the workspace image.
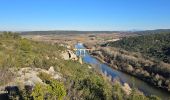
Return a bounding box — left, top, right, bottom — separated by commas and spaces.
61, 50, 78, 60
25, 80, 34, 86
53, 74, 61, 79
15, 67, 61, 86
68, 50, 78, 60
88, 66, 92, 69
0, 67, 62, 91
122, 83, 132, 95
62, 51, 70, 60
48, 66, 55, 75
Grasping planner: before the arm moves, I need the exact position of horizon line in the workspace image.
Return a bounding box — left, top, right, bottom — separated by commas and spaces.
0, 28, 170, 32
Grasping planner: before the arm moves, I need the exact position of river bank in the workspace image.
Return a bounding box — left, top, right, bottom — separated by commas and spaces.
90, 47, 170, 92
80, 43, 170, 99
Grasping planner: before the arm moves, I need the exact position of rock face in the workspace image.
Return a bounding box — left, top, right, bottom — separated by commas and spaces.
62, 50, 78, 60
0, 67, 62, 98
0, 67, 62, 94
68, 50, 78, 60
62, 51, 70, 60
15, 67, 61, 87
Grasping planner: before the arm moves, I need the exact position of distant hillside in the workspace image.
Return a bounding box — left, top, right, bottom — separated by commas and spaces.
106, 32, 170, 63
133, 29, 170, 35
20, 31, 119, 35
1, 29, 170, 36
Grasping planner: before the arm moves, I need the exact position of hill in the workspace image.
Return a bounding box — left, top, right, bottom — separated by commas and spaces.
0, 32, 159, 100
132, 29, 170, 35
106, 32, 170, 63
20, 31, 119, 35
98, 32, 170, 92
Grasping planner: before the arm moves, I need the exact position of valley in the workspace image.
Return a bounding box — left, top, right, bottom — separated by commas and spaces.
0, 30, 169, 100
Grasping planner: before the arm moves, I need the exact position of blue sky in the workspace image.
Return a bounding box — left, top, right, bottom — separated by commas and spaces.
0, 0, 170, 31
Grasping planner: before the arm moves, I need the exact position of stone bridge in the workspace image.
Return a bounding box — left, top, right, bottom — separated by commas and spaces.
73, 48, 92, 56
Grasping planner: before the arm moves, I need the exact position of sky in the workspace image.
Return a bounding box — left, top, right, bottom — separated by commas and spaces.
0, 0, 170, 31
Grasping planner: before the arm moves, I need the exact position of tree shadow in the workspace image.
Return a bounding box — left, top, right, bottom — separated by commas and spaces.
0, 93, 9, 100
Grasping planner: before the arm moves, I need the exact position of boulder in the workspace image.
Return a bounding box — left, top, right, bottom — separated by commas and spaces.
16, 67, 61, 86
122, 83, 132, 95
48, 66, 55, 75
68, 50, 78, 60
127, 65, 134, 72
62, 51, 70, 60
62, 50, 78, 60
0, 67, 62, 93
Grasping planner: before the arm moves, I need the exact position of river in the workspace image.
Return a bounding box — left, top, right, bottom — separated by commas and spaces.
75, 43, 170, 100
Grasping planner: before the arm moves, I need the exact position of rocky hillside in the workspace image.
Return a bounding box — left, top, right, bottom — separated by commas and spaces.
106, 32, 170, 63
96, 32, 170, 93
0, 32, 160, 100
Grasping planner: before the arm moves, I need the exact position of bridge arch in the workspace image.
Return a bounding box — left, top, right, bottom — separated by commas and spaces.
73, 48, 91, 56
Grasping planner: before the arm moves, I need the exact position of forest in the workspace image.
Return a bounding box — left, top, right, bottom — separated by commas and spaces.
106, 32, 170, 63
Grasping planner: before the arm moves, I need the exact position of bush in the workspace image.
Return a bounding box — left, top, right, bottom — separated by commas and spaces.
112, 82, 124, 100
33, 72, 66, 100
0, 32, 21, 39
128, 89, 148, 100
38, 72, 52, 83
148, 95, 161, 100
31, 83, 46, 100
46, 80, 66, 100
0, 68, 14, 85
31, 80, 66, 100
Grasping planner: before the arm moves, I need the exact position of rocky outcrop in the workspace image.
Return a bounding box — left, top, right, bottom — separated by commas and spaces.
122, 83, 132, 95
62, 51, 70, 60
62, 50, 78, 60
0, 67, 61, 92
16, 66, 61, 86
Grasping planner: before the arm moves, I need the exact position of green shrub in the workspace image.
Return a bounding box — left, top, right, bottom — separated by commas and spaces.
31, 80, 66, 100
31, 83, 46, 100
46, 80, 66, 100
38, 72, 52, 83
0, 32, 21, 39
33, 72, 66, 100
128, 89, 148, 100
148, 95, 161, 100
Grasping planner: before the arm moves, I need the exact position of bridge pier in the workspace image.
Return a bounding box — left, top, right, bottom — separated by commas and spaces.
74, 48, 91, 56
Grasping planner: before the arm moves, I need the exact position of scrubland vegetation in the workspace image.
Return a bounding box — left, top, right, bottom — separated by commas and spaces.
96, 32, 170, 92
107, 32, 170, 63
0, 32, 161, 100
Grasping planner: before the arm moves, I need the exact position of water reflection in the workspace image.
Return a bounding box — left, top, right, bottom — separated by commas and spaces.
75, 43, 170, 99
